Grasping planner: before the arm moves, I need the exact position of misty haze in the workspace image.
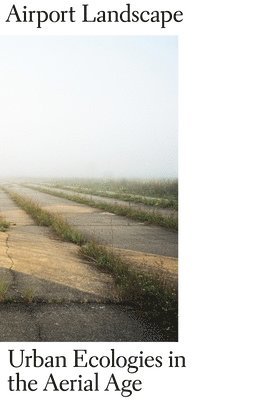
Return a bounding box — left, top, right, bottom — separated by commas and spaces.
0, 36, 177, 179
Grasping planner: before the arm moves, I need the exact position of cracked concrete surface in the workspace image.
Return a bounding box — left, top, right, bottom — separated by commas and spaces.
9, 184, 178, 257
5, 232, 14, 269
34, 184, 178, 219
0, 190, 118, 303
0, 190, 169, 341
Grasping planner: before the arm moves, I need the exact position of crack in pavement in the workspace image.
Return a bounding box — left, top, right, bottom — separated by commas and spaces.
5, 231, 20, 297
5, 233, 14, 269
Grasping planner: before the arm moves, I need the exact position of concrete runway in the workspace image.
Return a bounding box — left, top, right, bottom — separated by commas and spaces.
0, 190, 173, 341
34, 184, 177, 219
10, 185, 178, 258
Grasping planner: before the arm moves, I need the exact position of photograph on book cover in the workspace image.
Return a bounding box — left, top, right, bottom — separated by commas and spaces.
0, 35, 178, 342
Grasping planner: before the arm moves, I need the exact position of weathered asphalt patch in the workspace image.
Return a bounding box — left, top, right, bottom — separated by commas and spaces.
0, 303, 164, 341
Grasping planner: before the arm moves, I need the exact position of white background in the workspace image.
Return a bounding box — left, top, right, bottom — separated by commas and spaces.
0, 0, 256, 398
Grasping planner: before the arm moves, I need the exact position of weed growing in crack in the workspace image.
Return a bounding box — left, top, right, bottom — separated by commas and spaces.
22, 288, 36, 303
0, 216, 10, 232
0, 280, 9, 301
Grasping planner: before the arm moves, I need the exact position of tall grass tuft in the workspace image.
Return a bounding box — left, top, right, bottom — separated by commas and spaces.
0, 216, 10, 232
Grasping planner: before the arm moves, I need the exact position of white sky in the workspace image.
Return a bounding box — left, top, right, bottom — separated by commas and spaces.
0, 36, 177, 178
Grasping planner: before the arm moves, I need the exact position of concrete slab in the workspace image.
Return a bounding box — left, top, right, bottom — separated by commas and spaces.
34, 184, 178, 219
9, 185, 178, 257
0, 190, 118, 303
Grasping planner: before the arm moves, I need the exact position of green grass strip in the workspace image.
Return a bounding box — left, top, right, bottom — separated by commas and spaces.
53, 184, 178, 210
27, 185, 178, 231
7, 191, 85, 245
49, 178, 178, 199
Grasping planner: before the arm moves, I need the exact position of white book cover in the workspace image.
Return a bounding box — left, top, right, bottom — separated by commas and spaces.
0, 0, 256, 399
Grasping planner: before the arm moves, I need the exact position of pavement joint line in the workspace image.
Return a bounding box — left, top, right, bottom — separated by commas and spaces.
5, 232, 14, 269
5, 231, 21, 296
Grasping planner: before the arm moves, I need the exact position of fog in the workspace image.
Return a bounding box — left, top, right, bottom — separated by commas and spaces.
0, 36, 177, 179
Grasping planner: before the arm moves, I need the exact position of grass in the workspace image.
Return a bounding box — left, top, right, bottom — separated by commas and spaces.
25, 185, 178, 231
0, 280, 9, 301
22, 288, 36, 303
5, 188, 178, 338
6, 191, 85, 245
0, 216, 10, 232
80, 242, 178, 335
51, 184, 178, 210
47, 178, 178, 198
